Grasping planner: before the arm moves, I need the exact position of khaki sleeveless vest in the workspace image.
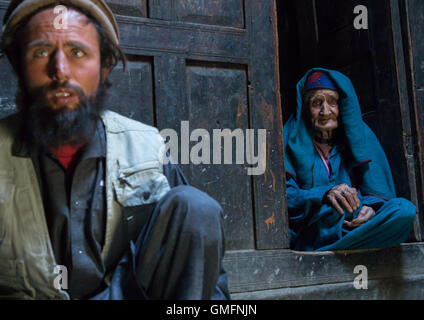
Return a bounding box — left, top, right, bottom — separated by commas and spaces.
0, 110, 170, 299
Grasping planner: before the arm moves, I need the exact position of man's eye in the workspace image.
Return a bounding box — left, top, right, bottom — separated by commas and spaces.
72, 49, 85, 58
33, 48, 48, 58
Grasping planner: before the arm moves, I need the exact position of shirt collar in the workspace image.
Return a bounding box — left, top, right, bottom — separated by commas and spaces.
80, 119, 106, 160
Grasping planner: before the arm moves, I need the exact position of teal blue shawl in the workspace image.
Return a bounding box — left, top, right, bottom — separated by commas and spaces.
283, 68, 396, 199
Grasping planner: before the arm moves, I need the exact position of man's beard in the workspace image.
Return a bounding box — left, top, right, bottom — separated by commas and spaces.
17, 81, 107, 150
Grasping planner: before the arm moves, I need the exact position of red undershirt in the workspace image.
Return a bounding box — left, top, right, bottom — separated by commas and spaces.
49, 143, 87, 172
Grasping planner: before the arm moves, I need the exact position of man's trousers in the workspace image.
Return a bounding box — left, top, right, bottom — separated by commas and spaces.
91, 185, 230, 300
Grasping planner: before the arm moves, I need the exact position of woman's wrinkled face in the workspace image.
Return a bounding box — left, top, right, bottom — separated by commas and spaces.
308, 89, 340, 135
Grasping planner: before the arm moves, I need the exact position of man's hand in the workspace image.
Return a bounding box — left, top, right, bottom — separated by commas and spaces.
325, 184, 360, 215
343, 205, 375, 228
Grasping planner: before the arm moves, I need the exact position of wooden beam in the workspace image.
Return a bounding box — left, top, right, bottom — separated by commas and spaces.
223, 243, 424, 293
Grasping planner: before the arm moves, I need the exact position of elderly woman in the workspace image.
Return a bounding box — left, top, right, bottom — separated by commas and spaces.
283, 68, 416, 251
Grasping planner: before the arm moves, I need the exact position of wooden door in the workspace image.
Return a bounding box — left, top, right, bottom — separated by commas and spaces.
0, 0, 288, 254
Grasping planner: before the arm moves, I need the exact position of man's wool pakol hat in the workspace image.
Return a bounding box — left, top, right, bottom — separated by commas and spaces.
2, 0, 120, 45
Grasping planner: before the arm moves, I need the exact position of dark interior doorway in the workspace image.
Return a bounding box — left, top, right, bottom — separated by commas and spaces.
277, 0, 378, 126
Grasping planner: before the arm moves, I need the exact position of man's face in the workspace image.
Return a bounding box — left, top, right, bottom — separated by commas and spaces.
20, 7, 103, 112
308, 89, 340, 134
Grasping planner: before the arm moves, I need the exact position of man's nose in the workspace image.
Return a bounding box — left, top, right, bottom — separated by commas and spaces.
48, 49, 70, 81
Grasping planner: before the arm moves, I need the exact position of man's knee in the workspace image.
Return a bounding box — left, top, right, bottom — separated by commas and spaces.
160, 185, 224, 239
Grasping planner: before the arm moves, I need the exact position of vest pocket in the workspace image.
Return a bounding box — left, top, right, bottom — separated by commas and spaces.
113, 162, 170, 207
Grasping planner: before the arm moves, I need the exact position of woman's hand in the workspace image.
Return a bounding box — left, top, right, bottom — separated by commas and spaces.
343, 205, 376, 228
325, 184, 360, 215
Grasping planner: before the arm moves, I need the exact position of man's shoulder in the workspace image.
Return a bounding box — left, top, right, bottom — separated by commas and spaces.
101, 110, 159, 134
0, 113, 21, 143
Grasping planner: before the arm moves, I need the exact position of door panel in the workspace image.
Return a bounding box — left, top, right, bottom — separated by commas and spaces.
106, 57, 155, 125
117, 17, 249, 61
185, 61, 254, 249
